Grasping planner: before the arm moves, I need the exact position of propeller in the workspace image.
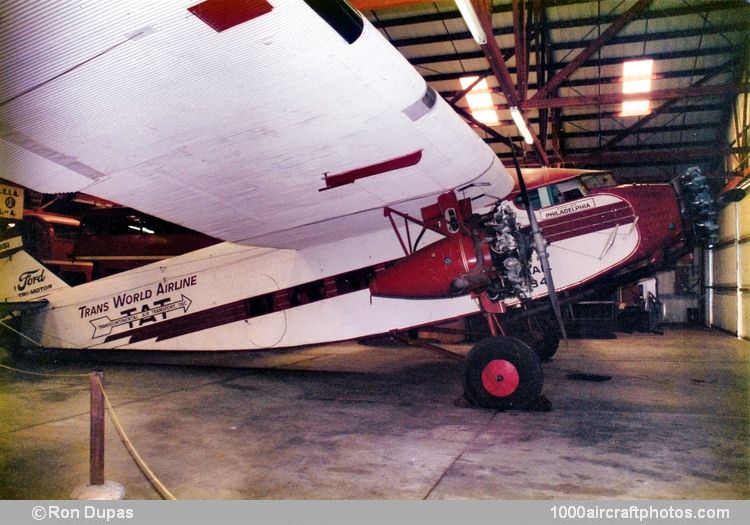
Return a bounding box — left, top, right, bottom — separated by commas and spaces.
451, 102, 567, 338
506, 140, 568, 341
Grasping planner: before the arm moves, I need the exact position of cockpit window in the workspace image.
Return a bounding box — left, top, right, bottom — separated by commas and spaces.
556, 180, 587, 202
514, 190, 541, 210
515, 178, 589, 210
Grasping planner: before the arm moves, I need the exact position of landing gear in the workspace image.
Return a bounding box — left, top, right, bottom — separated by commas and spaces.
516, 316, 560, 362
463, 336, 543, 410
467, 312, 561, 362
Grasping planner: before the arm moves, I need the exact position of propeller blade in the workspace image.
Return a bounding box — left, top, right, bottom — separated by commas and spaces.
508, 152, 567, 340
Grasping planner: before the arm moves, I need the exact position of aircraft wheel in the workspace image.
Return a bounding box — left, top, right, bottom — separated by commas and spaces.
522, 317, 560, 362
463, 336, 543, 410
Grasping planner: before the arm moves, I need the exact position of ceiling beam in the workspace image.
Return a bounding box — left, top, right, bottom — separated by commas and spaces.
512, 0, 528, 102
371, 1, 747, 29
547, 21, 748, 52
529, 0, 654, 102
562, 146, 750, 165
451, 105, 526, 157
435, 64, 733, 99
531, 0, 550, 152
600, 63, 735, 149
523, 83, 750, 110
485, 122, 720, 142
571, 123, 720, 139
386, 19, 746, 49
449, 70, 494, 105
471, 0, 551, 165
409, 44, 735, 72
472, 0, 519, 108
350, 0, 432, 9
559, 102, 723, 122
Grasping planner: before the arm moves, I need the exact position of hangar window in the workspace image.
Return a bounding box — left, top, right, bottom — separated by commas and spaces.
621, 59, 653, 117
304, 0, 364, 44
459, 76, 499, 126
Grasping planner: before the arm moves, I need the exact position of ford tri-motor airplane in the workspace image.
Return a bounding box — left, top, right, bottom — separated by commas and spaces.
0, 1, 715, 409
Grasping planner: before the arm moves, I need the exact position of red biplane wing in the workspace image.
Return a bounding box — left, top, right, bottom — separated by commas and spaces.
0, 0, 512, 249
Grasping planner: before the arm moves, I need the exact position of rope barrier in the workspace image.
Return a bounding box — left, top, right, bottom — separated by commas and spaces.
0, 361, 177, 500
0, 362, 91, 378
0, 319, 44, 347
0, 318, 94, 350
94, 376, 177, 500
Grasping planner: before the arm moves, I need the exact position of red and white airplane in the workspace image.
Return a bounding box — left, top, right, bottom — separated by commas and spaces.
0, 1, 714, 409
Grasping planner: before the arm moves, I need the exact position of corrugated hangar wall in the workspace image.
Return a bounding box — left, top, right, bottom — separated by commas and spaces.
709, 197, 750, 339
706, 87, 750, 340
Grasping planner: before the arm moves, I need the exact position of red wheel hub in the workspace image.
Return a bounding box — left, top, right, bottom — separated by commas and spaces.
481, 359, 520, 397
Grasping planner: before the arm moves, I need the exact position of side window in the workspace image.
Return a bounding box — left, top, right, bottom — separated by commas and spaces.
335, 267, 375, 294
556, 180, 587, 202
290, 280, 326, 306
246, 294, 275, 317
549, 186, 564, 205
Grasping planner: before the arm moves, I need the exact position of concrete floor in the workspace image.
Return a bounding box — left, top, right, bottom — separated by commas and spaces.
0, 328, 747, 500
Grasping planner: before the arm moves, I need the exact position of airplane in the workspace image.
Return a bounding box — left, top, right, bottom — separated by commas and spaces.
0, 0, 717, 410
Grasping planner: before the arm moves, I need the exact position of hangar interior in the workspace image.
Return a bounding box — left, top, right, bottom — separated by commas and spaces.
357, 0, 750, 338
0, 0, 749, 501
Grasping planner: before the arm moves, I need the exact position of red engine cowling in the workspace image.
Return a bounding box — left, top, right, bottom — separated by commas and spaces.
369, 234, 494, 299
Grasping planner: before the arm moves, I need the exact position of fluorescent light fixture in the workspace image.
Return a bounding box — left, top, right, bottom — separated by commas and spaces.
510, 106, 534, 144
455, 0, 487, 45
460, 76, 500, 125
621, 59, 653, 116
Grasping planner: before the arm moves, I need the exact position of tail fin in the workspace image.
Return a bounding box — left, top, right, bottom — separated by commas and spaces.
1, 236, 70, 302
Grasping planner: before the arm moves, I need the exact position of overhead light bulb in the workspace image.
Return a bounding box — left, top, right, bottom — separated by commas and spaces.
454, 0, 487, 45
509, 106, 534, 144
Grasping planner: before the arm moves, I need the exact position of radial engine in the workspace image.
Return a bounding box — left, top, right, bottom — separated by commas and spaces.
369, 195, 533, 304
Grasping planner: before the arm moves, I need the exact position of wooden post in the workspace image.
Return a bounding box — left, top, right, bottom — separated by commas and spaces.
90, 369, 105, 486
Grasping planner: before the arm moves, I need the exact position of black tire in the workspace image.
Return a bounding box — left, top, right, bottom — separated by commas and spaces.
520, 317, 560, 362
463, 336, 543, 410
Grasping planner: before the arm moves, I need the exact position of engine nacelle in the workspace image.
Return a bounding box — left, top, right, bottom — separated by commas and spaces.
370, 203, 532, 301
368, 234, 488, 298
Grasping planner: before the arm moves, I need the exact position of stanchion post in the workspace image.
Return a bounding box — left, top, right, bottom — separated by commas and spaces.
90, 369, 105, 486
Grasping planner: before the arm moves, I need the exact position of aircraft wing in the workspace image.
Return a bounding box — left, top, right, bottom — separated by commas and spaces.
0, 0, 513, 249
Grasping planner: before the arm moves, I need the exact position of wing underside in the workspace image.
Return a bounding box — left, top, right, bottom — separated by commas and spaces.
0, 0, 513, 249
